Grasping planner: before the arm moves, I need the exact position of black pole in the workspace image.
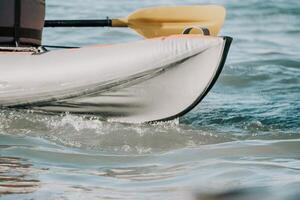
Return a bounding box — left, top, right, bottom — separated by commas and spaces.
44, 19, 112, 27
14, 0, 21, 46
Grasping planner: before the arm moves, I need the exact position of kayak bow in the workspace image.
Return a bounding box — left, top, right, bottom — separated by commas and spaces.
0, 35, 232, 123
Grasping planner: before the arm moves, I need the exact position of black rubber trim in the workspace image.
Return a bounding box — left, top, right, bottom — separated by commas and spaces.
42, 45, 80, 49
0, 27, 42, 40
152, 36, 233, 123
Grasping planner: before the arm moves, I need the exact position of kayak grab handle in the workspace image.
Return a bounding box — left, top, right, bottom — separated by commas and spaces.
182, 26, 210, 36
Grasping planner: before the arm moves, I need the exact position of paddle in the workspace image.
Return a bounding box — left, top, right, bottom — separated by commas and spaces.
44, 5, 226, 38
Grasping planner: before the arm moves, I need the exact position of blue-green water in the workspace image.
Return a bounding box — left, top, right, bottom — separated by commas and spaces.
1, 0, 300, 199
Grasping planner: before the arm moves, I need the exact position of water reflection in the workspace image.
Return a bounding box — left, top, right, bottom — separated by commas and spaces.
0, 155, 40, 196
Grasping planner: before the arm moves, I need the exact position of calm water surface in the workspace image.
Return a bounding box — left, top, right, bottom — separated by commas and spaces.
1, 0, 300, 199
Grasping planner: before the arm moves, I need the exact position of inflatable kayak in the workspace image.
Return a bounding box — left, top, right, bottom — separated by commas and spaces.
0, 35, 231, 123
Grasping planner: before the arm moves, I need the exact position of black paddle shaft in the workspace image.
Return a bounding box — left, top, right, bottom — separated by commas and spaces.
44, 19, 112, 27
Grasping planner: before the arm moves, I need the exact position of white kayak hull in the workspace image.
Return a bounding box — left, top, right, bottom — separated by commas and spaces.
0, 35, 232, 123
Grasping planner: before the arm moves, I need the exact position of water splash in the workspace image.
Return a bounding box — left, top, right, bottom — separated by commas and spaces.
0, 109, 233, 153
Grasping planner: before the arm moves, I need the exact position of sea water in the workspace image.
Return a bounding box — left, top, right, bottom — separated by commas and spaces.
0, 0, 300, 199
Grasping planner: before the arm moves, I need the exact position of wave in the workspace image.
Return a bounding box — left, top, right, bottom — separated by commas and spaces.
0, 109, 232, 153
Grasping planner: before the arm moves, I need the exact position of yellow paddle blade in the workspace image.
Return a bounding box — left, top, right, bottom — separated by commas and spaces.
112, 5, 226, 38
